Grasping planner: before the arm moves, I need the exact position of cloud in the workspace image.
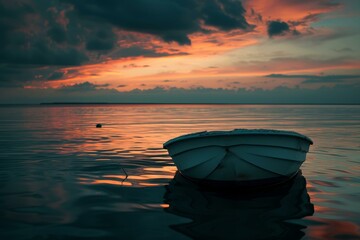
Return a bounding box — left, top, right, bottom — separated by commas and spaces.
4, 0, 244, 86
0, 64, 65, 87
265, 74, 360, 83
0, 2, 89, 66
68, 0, 249, 45
334, 47, 352, 52
1, 84, 360, 104
201, 0, 248, 31
122, 64, 150, 69
267, 21, 290, 37
302, 76, 360, 84
245, 0, 341, 37
245, 0, 340, 21
0, 0, 356, 92
1, 43, 88, 66
86, 28, 117, 51
112, 46, 180, 59
47, 25, 67, 44
47, 71, 65, 80
59, 82, 110, 92
0, 65, 34, 87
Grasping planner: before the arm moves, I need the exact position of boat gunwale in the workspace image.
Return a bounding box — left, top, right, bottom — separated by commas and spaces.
163, 129, 313, 149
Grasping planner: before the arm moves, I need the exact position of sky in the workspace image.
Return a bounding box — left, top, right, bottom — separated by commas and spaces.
0, 0, 360, 104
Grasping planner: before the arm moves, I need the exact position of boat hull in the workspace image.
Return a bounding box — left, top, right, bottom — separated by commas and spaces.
164, 129, 313, 183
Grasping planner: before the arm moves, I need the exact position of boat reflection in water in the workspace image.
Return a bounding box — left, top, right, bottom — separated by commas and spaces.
164, 171, 314, 240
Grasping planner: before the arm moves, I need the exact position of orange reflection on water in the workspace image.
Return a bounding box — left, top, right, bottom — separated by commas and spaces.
28, 104, 299, 157
160, 203, 169, 208
306, 217, 360, 240
78, 178, 133, 186
93, 179, 133, 186
26, 105, 183, 156
104, 174, 174, 181
143, 166, 177, 173
138, 183, 161, 187
131, 174, 173, 180
79, 166, 176, 187
312, 205, 334, 214
306, 181, 338, 213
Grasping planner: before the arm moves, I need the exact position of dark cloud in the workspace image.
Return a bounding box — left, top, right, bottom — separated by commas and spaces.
0, 65, 33, 87
0, 64, 62, 87
68, 0, 249, 45
123, 64, 150, 69
265, 74, 307, 78
249, 8, 263, 23
302, 76, 360, 84
86, 28, 117, 51
98, 84, 360, 104
267, 21, 290, 37
0, 1, 88, 87
0, 1, 89, 66
111, 46, 187, 59
2, 84, 360, 104
276, 0, 340, 8
289, 13, 319, 28
47, 25, 67, 44
265, 74, 360, 83
59, 82, 110, 92
47, 71, 64, 80
1, 41, 89, 66
86, 39, 114, 51
334, 47, 352, 52
202, 0, 248, 31
0, 0, 250, 88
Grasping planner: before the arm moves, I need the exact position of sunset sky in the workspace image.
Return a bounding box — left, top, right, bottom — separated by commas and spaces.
1, 0, 359, 103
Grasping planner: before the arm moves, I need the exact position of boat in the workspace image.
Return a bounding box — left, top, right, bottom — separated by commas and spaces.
163, 129, 313, 185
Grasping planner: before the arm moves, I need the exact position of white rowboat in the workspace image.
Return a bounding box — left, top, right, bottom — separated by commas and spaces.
163, 129, 313, 185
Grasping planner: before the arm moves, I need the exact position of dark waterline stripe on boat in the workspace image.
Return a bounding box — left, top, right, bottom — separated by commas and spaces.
182, 170, 300, 189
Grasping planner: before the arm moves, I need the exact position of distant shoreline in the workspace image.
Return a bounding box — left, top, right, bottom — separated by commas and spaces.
40, 102, 109, 105
41, 102, 360, 105
0, 102, 359, 106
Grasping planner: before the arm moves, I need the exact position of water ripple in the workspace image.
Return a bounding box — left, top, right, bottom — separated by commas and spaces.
1, 104, 360, 239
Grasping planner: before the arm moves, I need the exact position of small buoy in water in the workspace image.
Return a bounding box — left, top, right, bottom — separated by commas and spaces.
96, 123, 102, 128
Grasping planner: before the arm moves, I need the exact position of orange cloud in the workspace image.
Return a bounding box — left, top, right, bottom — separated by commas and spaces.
245, 0, 340, 21
244, 0, 341, 35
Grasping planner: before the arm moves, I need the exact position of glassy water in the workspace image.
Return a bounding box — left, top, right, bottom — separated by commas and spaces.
0, 104, 359, 240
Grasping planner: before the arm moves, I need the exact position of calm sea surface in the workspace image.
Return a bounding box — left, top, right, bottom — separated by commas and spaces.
0, 104, 359, 240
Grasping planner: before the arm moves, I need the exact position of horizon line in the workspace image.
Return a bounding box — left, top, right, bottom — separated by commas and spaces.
0, 102, 359, 106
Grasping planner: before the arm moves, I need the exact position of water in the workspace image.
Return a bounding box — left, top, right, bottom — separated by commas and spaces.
0, 104, 359, 240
